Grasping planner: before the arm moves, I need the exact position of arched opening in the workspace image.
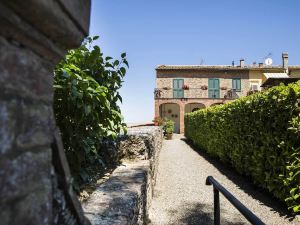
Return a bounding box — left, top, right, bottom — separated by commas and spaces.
159, 103, 180, 133
185, 103, 206, 114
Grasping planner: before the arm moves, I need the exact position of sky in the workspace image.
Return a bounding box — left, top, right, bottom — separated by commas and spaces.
89, 0, 300, 123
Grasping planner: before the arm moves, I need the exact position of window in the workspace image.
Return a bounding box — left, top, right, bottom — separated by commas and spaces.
251, 84, 258, 90
173, 79, 184, 98
250, 81, 260, 91
232, 78, 241, 91
208, 78, 220, 98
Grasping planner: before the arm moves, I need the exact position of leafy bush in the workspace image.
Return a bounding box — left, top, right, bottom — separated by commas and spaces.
163, 118, 175, 135
53, 36, 128, 187
185, 82, 300, 213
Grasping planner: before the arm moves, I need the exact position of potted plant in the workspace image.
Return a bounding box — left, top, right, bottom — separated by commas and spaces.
153, 116, 164, 126
163, 118, 175, 140
201, 85, 208, 90
182, 84, 189, 90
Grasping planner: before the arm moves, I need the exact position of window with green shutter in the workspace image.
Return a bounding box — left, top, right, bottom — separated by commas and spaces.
173, 79, 184, 98
208, 78, 220, 98
232, 78, 241, 91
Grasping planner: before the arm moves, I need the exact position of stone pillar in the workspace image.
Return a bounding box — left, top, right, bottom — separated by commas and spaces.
155, 100, 160, 118
0, 1, 90, 225
179, 102, 185, 134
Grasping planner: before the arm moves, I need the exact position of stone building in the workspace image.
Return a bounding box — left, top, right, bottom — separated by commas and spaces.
155, 53, 300, 133
0, 1, 91, 224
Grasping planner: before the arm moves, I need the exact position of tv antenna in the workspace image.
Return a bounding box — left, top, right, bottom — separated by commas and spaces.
200, 58, 205, 65
264, 52, 273, 66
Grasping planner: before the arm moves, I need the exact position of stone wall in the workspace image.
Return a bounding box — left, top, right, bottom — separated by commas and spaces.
83, 126, 163, 225
156, 72, 250, 98
0, 1, 91, 225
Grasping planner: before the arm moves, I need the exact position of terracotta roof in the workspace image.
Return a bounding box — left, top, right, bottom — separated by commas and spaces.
156, 65, 300, 71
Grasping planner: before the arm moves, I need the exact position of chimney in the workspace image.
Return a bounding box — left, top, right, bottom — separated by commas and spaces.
240, 59, 245, 68
282, 52, 288, 70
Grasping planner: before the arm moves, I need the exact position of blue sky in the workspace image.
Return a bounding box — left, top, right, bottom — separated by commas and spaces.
90, 0, 300, 123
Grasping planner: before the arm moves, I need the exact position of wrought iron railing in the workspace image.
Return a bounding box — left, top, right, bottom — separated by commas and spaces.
224, 89, 239, 99
154, 88, 207, 99
206, 176, 265, 225
154, 88, 239, 100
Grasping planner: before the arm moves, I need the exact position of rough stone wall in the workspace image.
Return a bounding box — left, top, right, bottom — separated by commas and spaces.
83, 126, 163, 225
105, 126, 163, 191
155, 69, 250, 133
156, 68, 249, 79
156, 70, 250, 98
0, 1, 90, 225
289, 70, 300, 78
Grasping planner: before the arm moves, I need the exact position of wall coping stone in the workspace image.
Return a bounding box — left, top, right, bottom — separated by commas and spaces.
83, 126, 163, 225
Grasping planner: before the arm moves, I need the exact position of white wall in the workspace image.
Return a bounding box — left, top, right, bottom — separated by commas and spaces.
160, 103, 180, 133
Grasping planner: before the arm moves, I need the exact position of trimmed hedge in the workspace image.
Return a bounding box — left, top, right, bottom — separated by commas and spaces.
185, 82, 300, 213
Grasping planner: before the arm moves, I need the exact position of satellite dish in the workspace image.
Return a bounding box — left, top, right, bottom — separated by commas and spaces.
265, 58, 273, 66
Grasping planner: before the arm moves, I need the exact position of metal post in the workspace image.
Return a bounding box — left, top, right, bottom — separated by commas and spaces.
206, 176, 265, 225
213, 187, 220, 225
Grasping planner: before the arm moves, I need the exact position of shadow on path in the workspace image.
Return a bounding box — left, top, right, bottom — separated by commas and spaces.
167, 202, 247, 225
182, 137, 296, 222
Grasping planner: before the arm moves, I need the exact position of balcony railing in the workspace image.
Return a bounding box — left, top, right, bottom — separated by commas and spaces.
154, 88, 239, 100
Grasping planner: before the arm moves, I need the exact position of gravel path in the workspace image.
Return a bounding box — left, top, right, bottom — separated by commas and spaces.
148, 134, 299, 225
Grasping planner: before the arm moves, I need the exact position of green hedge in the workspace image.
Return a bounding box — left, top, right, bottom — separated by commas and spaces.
185, 82, 300, 213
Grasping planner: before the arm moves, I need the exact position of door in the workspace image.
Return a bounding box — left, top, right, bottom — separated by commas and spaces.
208, 78, 220, 98
173, 79, 184, 98
159, 104, 180, 133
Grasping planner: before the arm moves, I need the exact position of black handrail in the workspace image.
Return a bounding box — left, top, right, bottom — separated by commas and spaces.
206, 176, 265, 225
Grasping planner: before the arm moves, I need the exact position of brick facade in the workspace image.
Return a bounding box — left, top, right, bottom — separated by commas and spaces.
155, 98, 231, 133
155, 68, 249, 133
155, 60, 300, 134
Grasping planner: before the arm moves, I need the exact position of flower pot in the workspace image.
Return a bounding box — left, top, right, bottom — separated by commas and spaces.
166, 133, 173, 140
182, 84, 189, 90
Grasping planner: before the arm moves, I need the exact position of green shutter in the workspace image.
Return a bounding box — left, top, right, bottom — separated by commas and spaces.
173, 79, 184, 98
232, 78, 241, 91
208, 78, 220, 98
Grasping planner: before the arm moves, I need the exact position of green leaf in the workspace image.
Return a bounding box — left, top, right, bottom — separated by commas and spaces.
120, 67, 126, 76
53, 35, 128, 187
123, 59, 129, 68
113, 60, 120, 66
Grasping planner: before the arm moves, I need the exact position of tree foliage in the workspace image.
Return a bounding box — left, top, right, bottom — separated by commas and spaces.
185, 82, 300, 213
53, 36, 128, 186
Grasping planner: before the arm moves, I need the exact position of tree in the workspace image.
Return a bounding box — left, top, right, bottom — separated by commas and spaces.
53, 36, 128, 187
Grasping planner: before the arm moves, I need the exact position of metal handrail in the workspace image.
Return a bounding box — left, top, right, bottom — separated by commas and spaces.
206, 176, 265, 225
